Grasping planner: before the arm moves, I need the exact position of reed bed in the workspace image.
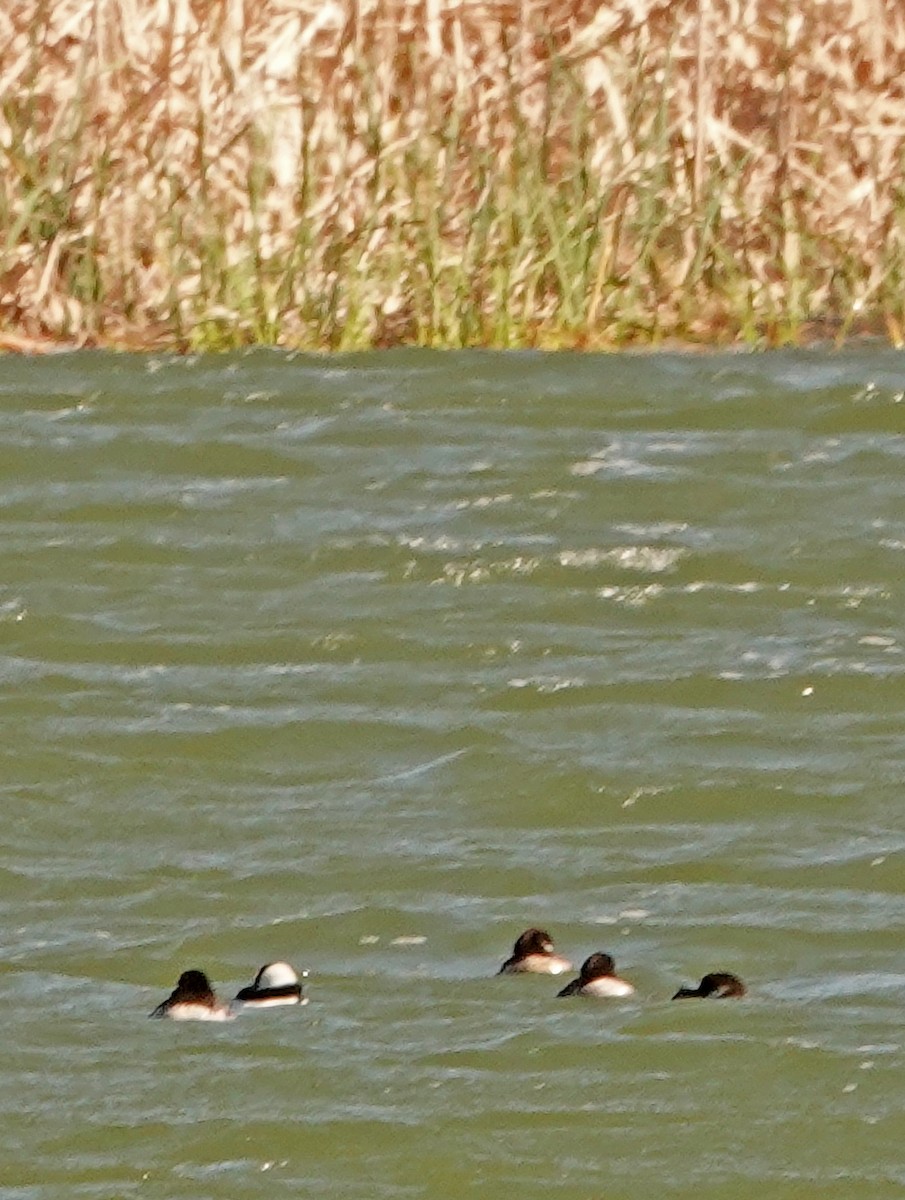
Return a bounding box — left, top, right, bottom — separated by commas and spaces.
1, 0, 905, 351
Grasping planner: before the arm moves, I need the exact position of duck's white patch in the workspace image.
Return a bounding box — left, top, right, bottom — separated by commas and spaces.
506, 953, 572, 975
582, 977, 635, 998
166, 1002, 233, 1021
238, 994, 308, 1009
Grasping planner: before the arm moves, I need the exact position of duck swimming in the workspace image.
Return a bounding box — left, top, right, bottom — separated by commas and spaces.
233, 961, 308, 1007
149, 969, 233, 1021
498, 928, 572, 975
672, 971, 746, 999
557, 952, 635, 998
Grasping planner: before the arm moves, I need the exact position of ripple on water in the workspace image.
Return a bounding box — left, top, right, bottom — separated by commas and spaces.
2, 350, 905, 1198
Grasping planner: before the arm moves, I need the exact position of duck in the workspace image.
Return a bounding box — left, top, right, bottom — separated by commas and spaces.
149, 969, 233, 1021
233, 961, 308, 1008
498, 928, 572, 975
672, 971, 746, 999
556, 952, 635, 998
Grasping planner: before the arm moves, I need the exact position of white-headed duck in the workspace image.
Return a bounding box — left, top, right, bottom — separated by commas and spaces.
234, 961, 308, 1008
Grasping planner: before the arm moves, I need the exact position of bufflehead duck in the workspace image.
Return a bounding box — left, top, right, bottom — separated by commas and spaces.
149, 969, 233, 1021
557, 952, 635, 998
498, 928, 572, 975
672, 971, 746, 999
234, 961, 308, 1008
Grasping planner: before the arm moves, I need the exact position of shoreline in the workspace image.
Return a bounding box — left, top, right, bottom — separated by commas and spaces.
2, 327, 901, 358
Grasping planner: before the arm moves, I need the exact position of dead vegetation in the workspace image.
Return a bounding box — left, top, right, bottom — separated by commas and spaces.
1, 0, 904, 350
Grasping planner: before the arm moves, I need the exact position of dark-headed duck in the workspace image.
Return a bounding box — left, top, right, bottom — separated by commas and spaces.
672, 972, 746, 1000
557, 952, 635, 998
149, 969, 233, 1021
498, 928, 572, 976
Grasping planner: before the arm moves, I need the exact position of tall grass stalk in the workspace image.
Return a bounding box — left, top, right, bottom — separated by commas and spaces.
1, 0, 905, 351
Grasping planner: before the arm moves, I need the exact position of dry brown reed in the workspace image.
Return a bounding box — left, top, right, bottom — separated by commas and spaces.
2, 0, 905, 351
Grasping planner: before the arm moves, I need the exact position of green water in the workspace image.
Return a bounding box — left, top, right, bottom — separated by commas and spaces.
2, 348, 905, 1199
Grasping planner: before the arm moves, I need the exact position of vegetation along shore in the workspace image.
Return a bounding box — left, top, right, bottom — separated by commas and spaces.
1, 0, 904, 352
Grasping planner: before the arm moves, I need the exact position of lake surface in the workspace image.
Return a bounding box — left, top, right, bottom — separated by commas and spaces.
2, 347, 905, 1199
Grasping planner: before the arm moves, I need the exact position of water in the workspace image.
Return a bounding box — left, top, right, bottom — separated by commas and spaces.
2, 347, 905, 1199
